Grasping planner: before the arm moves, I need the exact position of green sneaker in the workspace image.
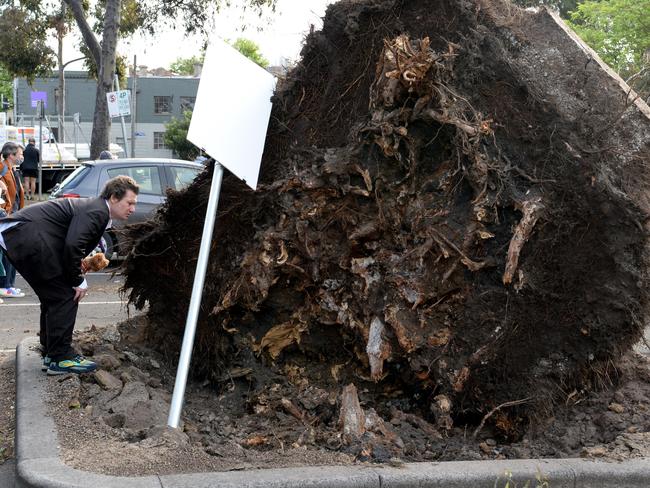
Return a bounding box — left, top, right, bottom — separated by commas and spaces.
47, 355, 97, 375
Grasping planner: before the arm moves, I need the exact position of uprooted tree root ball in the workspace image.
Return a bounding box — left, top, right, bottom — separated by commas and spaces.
120, 0, 650, 459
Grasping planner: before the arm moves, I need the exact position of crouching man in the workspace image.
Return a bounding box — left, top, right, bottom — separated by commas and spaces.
0, 176, 139, 374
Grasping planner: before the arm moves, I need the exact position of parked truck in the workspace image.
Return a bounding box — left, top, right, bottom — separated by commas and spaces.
0, 125, 123, 191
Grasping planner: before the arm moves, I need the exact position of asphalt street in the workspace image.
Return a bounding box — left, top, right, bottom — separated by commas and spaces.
0, 268, 132, 351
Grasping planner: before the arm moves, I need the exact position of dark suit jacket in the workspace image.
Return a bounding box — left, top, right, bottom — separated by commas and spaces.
1, 197, 109, 287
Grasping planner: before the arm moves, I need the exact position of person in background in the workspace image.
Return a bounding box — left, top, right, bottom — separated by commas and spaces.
0, 142, 25, 298
0, 171, 8, 212
0, 179, 6, 304
99, 150, 114, 160
21, 137, 40, 200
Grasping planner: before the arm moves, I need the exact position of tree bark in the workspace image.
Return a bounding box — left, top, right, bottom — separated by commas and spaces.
57, 2, 65, 143
63, 0, 101, 64
65, 0, 121, 159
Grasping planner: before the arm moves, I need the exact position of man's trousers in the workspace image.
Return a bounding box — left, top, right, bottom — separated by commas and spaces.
29, 276, 79, 362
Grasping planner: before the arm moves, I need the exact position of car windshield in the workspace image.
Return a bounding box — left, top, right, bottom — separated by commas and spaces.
58, 165, 91, 190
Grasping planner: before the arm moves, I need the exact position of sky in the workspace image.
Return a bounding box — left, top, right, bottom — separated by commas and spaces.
62, 0, 336, 71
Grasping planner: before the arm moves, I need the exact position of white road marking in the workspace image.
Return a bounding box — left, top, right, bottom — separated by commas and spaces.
18, 272, 119, 276
1, 301, 126, 307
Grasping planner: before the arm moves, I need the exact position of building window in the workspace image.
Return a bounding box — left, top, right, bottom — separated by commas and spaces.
180, 96, 196, 113
153, 131, 168, 150
154, 96, 172, 114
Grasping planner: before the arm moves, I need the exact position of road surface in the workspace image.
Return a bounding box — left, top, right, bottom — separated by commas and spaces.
0, 269, 133, 351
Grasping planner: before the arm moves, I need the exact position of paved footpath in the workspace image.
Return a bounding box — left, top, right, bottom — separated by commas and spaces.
0, 270, 130, 486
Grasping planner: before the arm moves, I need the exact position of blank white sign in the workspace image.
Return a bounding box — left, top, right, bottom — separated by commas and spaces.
187, 38, 276, 190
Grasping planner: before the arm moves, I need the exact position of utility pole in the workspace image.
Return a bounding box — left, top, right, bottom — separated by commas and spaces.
130, 55, 137, 158
37, 101, 44, 201
12, 78, 17, 125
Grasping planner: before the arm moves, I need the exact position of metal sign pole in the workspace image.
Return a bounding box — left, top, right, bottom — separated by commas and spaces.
130, 54, 137, 158
168, 161, 224, 429
38, 101, 43, 201
113, 75, 129, 156
73, 114, 77, 159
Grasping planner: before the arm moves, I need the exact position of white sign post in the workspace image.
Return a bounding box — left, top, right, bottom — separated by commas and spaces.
106, 89, 131, 117
107, 86, 131, 156
167, 38, 276, 429
73, 113, 80, 159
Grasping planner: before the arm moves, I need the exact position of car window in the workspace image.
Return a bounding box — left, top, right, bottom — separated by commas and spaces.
60, 165, 91, 190
107, 166, 162, 195
169, 166, 201, 191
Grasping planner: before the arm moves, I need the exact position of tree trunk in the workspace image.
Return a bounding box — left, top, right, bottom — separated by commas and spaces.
57, 2, 65, 143
91, 0, 121, 159
65, 0, 121, 159
64, 0, 101, 64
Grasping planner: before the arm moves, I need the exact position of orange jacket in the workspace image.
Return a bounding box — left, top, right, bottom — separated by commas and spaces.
0, 160, 25, 214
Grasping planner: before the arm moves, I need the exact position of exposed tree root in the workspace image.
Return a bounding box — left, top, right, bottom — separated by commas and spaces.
503, 197, 545, 285
120, 0, 650, 453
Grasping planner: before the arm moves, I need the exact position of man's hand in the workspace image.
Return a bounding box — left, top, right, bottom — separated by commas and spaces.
73, 286, 87, 302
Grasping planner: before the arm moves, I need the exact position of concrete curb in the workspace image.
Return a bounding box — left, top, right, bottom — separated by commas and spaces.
15, 337, 650, 487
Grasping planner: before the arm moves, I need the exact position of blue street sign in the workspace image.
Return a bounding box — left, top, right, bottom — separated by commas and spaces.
30, 91, 47, 108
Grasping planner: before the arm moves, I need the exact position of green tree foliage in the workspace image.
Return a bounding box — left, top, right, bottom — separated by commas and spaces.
0, 65, 13, 108
0, 0, 276, 157
569, 0, 650, 79
0, 6, 56, 80
231, 38, 269, 68
163, 110, 199, 160
170, 55, 205, 76
168, 37, 267, 75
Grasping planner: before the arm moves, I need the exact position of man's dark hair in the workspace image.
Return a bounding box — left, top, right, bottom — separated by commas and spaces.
100, 175, 139, 200
1, 142, 20, 160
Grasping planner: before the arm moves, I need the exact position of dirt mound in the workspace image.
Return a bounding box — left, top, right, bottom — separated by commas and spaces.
120, 0, 650, 455
49, 322, 650, 474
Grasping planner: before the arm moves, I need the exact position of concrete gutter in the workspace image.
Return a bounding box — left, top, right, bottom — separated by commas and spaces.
15, 337, 650, 487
